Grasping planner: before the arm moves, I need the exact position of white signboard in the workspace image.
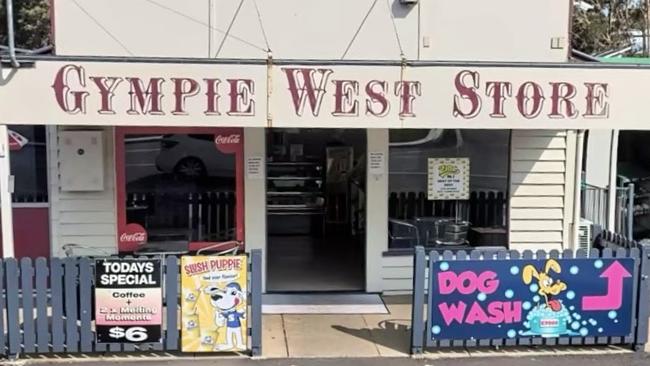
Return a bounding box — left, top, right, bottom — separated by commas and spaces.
246, 156, 264, 179
428, 158, 470, 200
0, 60, 648, 129
368, 152, 385, 175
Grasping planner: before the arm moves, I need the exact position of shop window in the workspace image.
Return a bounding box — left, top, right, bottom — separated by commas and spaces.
388, 129, 509, 250
116, 128, 244, 253
10, 126, 48, 203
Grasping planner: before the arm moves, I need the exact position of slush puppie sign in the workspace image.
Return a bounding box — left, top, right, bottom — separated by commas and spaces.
428, 258, 635, 341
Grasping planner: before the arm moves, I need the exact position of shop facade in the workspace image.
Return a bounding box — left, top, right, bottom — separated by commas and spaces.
1, 0, 644, 294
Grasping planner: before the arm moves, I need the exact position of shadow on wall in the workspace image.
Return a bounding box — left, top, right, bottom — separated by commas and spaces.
332, 319, 411, 354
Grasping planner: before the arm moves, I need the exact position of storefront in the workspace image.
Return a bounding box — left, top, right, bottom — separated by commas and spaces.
1, 57, 649, 294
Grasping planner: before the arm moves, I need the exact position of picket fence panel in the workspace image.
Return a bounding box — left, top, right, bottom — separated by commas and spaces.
0, 250, 262, 358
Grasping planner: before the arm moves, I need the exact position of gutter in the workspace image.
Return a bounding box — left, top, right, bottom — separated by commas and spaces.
5, 0, 20, 68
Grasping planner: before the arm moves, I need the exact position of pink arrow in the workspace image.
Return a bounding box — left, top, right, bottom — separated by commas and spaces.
582, 260, 632, 311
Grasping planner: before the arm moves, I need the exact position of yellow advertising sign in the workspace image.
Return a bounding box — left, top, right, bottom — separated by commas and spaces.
181, 256, 248, 352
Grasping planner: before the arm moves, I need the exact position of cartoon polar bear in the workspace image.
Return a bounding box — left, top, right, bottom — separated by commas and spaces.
204, 282, 246, 351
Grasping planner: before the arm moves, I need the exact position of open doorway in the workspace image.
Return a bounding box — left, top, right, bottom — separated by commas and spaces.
266, 128, 366, 292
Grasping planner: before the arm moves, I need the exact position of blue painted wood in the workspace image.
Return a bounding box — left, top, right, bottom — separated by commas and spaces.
5, 259, 20, 356
165, 255, 179, 350
35, 258, 49, 353
21, 258, 36, 353
79, 257, 93, 352
50, 258, 65, 353
251, 250, 263, 356
0, 259, 6, 355
64, 258, 79, 352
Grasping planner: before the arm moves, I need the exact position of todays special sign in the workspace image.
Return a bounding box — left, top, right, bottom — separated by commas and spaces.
94, 259, 162, 343
3, 59, 650, 129
428, 258, 635, 341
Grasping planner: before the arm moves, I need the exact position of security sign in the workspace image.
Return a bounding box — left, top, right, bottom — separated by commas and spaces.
94, 259, 163, 343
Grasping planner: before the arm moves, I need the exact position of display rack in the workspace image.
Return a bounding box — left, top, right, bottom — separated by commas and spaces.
266, 161, 326, 235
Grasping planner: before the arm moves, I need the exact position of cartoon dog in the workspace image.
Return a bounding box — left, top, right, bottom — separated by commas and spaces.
522, 259, 567, 312
204, 282, 246, 351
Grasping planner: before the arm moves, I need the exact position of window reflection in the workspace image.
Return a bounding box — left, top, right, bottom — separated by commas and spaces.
124, 134, 236, 244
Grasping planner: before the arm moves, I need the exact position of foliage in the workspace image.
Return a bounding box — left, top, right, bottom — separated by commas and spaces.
0, 0, 51, 50
573, 0, 649, 55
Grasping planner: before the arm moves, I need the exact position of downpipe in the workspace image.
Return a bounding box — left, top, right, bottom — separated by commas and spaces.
5, 0, 20, 68
573, 130, 585, 249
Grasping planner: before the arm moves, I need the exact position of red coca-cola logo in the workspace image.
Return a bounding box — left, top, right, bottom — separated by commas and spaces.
119, 223, 147, 245
214, 134, 241, 145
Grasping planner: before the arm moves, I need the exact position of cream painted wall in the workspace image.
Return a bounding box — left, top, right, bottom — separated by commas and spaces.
419, 0, 570, 62
53, 0, 568, 62
48, 126, 117, 257
366, 129, 389, 292
243, 127, 267, 291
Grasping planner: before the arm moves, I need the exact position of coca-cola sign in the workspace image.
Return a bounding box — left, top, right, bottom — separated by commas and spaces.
119, 223, 147, 247
214, 134, 241, 145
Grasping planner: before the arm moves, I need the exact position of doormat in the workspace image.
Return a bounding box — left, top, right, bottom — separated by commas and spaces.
262, 293, 389, 314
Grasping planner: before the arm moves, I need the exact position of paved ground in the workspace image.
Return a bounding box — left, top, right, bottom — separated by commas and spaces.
8, 354, 650, 366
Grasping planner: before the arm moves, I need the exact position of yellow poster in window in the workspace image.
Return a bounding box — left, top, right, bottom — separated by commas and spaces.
181, 255, 248, 352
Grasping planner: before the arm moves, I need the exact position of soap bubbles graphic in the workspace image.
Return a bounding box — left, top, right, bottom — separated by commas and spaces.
570, 266, 579, 275
529, 284, 539, 293
505, 289, 514, 299
533, 295, 541, 303
569, 306, 575, 311
580, 328, 589, 336
477, 292, 487, 301
589, 319, 597, 326
510, 266, 520, 275
566, 291, 576, 300
571, 321, 580, 330
598, 328, 604, 333
594, 260, 604, 269
498, 325, 502, 328
523, 301, 532, 310
608, 311, 617, 320
507, 330, 517, 338
582, 321, 587, 326
432, 325, 441, 335
573, 313, 582, 320
439, 262, 450, 271
614, 319, 619, 323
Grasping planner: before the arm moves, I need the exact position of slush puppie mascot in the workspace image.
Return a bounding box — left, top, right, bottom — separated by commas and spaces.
204, 282, 246, 351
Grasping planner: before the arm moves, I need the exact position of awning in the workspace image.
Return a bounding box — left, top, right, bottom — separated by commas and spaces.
0, 56, 648, 130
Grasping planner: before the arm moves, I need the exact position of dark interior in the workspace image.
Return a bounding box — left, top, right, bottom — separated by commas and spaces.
266, 128, 366, 292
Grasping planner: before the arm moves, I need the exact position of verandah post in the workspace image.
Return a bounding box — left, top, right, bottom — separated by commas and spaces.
411, 246, 426, 354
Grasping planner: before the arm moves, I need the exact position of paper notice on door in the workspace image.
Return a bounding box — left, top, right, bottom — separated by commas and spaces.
369, 152, 385, 175
246, 156, 264, 179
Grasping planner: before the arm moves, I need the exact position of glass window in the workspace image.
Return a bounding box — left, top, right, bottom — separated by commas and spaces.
10, 126, 48, 203
388, 129, 509, 249
124, 134, 237, 246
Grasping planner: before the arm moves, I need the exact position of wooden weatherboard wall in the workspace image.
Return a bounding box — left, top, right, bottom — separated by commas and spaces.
48, 126, 118, 257
509, 130, 576, 251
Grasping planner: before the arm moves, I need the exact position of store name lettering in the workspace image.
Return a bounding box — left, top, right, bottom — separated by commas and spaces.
51, 64, 255, 116
452, 70, 610, 120
50, 64, 612, 121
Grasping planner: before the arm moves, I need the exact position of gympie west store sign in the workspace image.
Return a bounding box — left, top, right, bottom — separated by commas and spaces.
428, 258, 635, 341
2, 59, 649, 129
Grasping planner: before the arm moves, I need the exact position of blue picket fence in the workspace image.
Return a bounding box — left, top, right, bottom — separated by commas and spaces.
410, 242, 650, 353
0, 250, 262, 358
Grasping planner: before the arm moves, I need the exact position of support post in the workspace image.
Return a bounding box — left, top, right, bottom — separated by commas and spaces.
250, 249, 262, 357
0, 126, 14, 258
410, 246, 426, 354
635, 242, 650, 351
628, 183, 635, 240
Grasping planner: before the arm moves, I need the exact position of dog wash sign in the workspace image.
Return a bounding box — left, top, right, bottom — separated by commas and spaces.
428, 258, 635, 341
94, 259, 162, 343
181, 256, 248, 352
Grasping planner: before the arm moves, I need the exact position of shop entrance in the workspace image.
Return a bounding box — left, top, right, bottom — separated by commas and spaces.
266, 129, 366, 292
